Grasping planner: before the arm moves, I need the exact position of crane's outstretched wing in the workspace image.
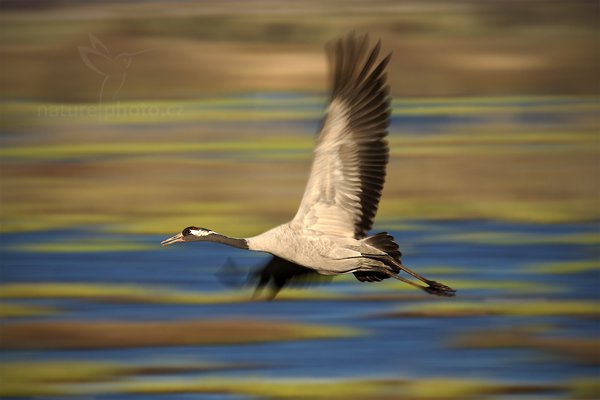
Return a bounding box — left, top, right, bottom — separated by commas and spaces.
292, 33, 391, 239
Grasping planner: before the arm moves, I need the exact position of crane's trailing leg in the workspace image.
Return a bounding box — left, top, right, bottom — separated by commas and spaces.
391, 259, 456, 297
360, 232, 456, 297
374, 263, 456, 297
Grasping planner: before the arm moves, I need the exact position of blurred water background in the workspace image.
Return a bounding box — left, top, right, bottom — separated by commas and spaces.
0, 1, 599, 399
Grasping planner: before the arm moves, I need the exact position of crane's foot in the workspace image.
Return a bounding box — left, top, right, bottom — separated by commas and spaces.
423, 280, 456, 297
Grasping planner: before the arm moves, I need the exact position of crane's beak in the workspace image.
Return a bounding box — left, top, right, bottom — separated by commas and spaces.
161, 233, 184, 246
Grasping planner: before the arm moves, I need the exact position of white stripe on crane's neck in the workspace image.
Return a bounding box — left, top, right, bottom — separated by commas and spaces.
190, 229, 216, 237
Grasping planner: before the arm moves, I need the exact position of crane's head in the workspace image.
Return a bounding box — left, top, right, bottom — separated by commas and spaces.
161, 226, 216, 246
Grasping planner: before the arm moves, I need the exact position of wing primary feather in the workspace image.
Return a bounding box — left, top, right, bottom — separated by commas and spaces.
353, 72, 390, 116
353, 34, 370, 74
344, 34, 357, 84
354, 90, 389, 118
333, 39, 346, 96
356, 39, 381, 83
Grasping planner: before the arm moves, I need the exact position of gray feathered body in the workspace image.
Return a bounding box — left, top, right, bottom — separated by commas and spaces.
247, 223, 389, 276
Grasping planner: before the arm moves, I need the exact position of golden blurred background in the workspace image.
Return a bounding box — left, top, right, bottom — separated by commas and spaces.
1, 0, 598, 236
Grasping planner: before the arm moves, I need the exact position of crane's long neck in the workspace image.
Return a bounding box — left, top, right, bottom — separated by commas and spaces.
205, 233, 249, 250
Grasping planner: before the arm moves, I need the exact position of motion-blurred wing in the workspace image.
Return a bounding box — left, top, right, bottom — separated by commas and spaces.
252, 256, 332, 300
292, 33, 391, 239
216, 256, 331, 300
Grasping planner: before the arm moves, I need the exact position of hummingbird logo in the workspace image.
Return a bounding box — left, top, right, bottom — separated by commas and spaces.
78, 34, 149, 103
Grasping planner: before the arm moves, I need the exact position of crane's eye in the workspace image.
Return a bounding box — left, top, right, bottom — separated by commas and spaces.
182, 226, 200, 236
